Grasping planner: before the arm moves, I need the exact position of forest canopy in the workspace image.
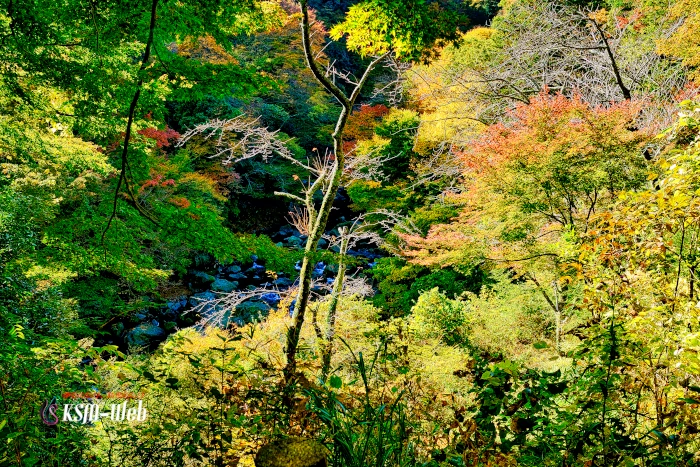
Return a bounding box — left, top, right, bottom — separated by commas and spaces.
2, 0, 700, 466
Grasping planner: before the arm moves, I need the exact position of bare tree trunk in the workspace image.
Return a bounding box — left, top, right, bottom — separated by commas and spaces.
321, 233, 349, 380
588, 17, 631, 100
553, 281, 561, 355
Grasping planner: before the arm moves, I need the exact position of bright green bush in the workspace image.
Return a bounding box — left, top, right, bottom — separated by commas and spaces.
409, 287, 469, 346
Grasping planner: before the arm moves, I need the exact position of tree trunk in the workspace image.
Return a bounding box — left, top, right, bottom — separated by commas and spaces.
321, 234, 349, 380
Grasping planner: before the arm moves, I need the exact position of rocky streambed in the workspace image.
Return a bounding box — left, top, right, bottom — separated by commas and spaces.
103, 222, 383, 351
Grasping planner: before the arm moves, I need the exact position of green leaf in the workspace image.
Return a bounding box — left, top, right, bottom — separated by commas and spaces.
533, 341, 549, 349
329, 375, 342, 389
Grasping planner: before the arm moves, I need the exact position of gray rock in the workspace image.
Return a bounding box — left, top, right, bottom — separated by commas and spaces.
276, 242, 284, 247
284, 236, 302, 247
261, 293, 281, 305
212, 278, 238, 293
317, 238, 329, 249
273, 277, 293, 287
135, 312, 148, 321
192, 271, 215, 286
166, 296, 188, 313
278, 225, 298, 237
235, 301, 271, 323
190, 291, 216, 306
226, 265, 242, 274
229, 272, 247, 280
126, 323, 166, 347
330, 245, 340, 253
246, 262, 266, 274
312, 262, 326, 278
347, 248, 383, 260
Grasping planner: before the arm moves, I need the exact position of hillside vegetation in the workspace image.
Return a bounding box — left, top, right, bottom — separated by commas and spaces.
2, 0, 700, 465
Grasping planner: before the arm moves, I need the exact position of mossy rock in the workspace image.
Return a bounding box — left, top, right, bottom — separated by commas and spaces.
255, 437, 327, 467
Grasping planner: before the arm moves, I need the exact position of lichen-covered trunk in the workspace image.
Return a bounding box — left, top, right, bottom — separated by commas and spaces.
284, 113, 347, 382
320, 235, 349, 380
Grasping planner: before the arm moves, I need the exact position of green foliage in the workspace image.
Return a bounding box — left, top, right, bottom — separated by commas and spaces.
372, 110, 420, 182
0, 326, 120, 466
409, 288, 469, 345
347, 181, 416, 213
329, 0, 468, 61
306, 348, 416, 467
370, 258, 484, 317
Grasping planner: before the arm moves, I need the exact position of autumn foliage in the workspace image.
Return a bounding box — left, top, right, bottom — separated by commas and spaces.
137, 126, 181, 148
401, 91, 651, 267
343, 104, 390, 152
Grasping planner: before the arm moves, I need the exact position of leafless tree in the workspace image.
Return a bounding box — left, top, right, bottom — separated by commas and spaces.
372, 55, 412, 106
409, 142, 464, 189
411, 1, 687, 128
177, 0, 388, 383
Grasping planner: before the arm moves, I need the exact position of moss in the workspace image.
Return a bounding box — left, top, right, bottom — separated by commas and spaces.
255, 438, 327, 467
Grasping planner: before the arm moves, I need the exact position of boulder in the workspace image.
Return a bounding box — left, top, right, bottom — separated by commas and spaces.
235, 301, 271, 323
166, 296, 188, 313
246, 262, 266, 275
273, 277, 293, 288
312, 262, 326, 278
190, 291, 216, 306
284, 236, 303, 247
134, 311, 148, 321
260, 293, 281, 306
191, 271, 215, 287
126, 323, 166, 347
255, 438, 327, 467
212, 278, 238, 293
189, 291, 218, 318
229, 272, 247, 280
347, 248, 383, 260
226, 265, 242, 274
317, 238, 329, 249
278, 225, 298, 237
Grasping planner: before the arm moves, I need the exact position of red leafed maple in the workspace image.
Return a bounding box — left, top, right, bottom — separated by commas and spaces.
401, 91, 651, 268
343, 104, 390, 152
138, 126, 181, 148
457, 90, 645, 177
